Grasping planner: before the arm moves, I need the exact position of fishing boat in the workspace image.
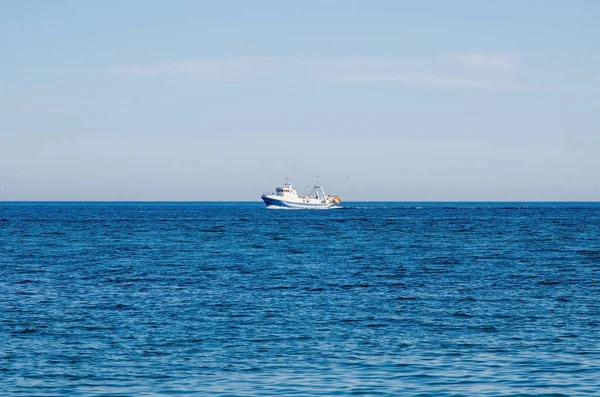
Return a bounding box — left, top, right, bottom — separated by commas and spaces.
261, 180, 341, 209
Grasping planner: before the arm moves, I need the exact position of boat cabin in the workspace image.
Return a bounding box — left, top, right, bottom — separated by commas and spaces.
275, 183, 298, 198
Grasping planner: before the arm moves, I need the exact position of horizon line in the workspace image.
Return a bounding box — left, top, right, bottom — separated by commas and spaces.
2, 200, 600, 204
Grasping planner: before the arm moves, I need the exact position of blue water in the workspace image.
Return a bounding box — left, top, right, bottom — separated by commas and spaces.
1, 202, 599, 396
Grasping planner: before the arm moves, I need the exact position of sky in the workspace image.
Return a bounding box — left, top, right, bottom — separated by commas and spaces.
1, 0, 599, 201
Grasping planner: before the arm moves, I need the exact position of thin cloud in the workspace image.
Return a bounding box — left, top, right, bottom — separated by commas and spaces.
345, 72, 514, 91
112, 57, 516, 91
112, 57, 283, 82
449, 52, 520, 70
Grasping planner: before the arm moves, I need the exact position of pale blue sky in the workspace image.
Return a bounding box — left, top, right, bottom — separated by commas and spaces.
1, 1, 599, 201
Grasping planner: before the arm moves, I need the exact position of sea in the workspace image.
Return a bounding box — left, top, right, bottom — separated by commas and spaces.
1, 202, 599, 396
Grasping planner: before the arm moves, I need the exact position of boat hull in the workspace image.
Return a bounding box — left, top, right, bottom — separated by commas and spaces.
261, 195, 335, 209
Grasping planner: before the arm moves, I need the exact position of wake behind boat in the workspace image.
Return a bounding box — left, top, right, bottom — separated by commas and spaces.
261, 180, 341, 209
